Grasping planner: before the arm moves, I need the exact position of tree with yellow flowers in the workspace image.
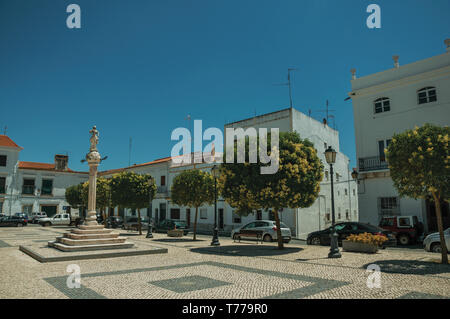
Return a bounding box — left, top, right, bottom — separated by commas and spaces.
219, 131, 323, 249
386, 123, 449, 264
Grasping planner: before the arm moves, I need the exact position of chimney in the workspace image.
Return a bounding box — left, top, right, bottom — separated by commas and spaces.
350, 68, 356, 80
55, 154, 69, 171
393, 55, 399, 68
445, 39, 450, 52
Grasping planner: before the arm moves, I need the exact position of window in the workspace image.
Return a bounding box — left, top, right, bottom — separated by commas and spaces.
325, 171, 329, 181
324, 142, 327, 150
22, 179, 35, 195
378, 197, 399, 216
378, 139, 392, 161
0, 177, 5, 194
374, 97, 390, 114
233, 212, 241, 223
170, 208, 180, 220
268, 210, 275, 221
398, 217, 412, 227
346, 210, 349, 220
160, 176, 166, 186
256, 210, 262, 220
353, 189, 356, 196
418, 87, 437, 104
345, 188, 348, 196
0, 201, 3, 214
22, 205, 33, 214
200, 208, 207, 219
336, 173, 340, 182
0, 155, 6, 167
41, 179, 53, 195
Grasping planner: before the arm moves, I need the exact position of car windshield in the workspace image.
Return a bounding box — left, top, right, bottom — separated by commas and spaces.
280, 222, 289, 228
174, 221, 187, 227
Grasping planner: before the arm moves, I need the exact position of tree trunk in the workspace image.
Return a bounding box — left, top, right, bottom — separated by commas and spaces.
138, 208, 142, 235
193, 207, 198, 241
273, 210, 284, 249
432, 192, 448, 264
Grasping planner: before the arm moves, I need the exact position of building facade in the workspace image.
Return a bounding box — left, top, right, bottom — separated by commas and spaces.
0, 135, 88, 217
350, 41, 450, 232
1, 107, 357, 240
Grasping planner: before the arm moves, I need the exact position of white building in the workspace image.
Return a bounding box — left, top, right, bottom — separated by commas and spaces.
350, 40, 450, 232
0, 135, 88, 217
101, 107, 358, 240
1, 107, 357, 240
224, 107, 358, 239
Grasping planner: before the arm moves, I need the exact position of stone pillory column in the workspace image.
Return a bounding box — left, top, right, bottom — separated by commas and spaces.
48, 125, 134, 252
85, 126, 101, 226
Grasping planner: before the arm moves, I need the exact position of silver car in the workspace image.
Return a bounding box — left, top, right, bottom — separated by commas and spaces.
231, 220, 292, 243
423, 228, 450, 253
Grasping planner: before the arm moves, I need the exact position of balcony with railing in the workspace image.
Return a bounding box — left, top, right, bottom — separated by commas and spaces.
358, 156, 389, 172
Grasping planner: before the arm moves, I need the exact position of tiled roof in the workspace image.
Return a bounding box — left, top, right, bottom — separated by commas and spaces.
0, 135, 22, 149
18, 161, 88, 174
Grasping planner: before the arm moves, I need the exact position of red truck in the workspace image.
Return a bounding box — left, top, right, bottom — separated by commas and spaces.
379, 216, 424, 245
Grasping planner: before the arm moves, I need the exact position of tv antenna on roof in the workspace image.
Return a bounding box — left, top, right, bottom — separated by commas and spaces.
273, 68, 297, 109
3, 126, 7, 135
308, 100, 336, 129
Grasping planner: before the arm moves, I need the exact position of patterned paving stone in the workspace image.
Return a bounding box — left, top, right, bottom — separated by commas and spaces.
150, 275, 231, 293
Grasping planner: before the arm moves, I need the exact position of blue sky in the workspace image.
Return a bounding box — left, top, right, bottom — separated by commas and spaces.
1, 0, 449, 172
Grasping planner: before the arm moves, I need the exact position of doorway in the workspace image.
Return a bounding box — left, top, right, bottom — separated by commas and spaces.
159, 203, 166, 222
40, 205, 58, 218
219, 208, 224, 229
186, 209, 191, 227
426, 199, 450, 232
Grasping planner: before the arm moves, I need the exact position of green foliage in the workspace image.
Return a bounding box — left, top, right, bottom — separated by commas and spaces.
219, 131, 323, 212
386, 123, 449, 200
171, 169, 215, 240
171, 169, 215, 208
65, 183, 84, 209
81, 178, 112, 211
219, 131, 324, 248
386, 123, 449, 264
110, 171, 157, 209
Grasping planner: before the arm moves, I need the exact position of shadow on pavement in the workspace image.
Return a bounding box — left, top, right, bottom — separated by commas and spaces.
190, 245, 303, 257
152, 238, 206, 243
363, 259, 450, 275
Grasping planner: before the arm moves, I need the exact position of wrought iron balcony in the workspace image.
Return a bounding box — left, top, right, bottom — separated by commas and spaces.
358, 156, 389, 172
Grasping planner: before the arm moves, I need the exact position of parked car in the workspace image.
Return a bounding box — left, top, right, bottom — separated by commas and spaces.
30, 212, 48, 224
231, 220, 292, 243
123, 216, 149, 230
105, 216, 124, 229
153, 219, 190, 235
14, 213, 29, 223
39, 213, 72, 227
307, 222, 397, 248
423, 228, 450, 253
0, 215, 28, 227
379, 216, 424, 245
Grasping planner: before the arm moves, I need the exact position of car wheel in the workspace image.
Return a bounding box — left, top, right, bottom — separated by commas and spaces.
263, 234, 272, 242
431, 243, 442, 253
310, 236, 321, 245
232, 233, 239, 240
398, 234, 410, 246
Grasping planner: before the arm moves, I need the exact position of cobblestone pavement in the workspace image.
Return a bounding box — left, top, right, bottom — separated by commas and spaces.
0, 225, 449, 299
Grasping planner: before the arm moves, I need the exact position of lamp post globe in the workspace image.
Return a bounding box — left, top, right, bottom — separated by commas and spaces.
211, 165, 220, 246
324, 146, 341, 258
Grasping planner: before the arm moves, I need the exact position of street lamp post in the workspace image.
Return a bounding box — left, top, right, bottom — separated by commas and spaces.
146, 178, 153, 238
325, 146, 341, 259
210, 165, 220, 246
